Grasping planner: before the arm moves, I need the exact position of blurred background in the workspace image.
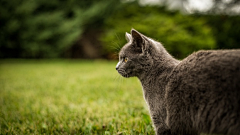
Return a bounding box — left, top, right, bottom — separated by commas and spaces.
0, 0, 240, 60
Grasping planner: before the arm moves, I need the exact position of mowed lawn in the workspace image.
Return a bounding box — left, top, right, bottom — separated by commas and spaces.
0, 60, 154, 134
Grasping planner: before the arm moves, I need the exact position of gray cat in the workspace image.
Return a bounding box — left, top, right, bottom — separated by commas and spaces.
116, 29, 240, 135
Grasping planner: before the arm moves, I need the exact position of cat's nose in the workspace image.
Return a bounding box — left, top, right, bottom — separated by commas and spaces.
116, 62, 120, 70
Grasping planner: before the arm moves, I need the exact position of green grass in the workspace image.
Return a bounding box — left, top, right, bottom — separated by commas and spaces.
0, 60, 154, 134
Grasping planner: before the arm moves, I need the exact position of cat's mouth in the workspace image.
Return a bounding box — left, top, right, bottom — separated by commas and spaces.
117, 69, 130, 78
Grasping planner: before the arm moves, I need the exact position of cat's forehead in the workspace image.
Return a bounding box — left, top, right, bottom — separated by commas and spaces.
119, 43, 132, 56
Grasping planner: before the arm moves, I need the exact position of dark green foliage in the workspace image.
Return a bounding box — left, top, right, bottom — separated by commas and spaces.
0, 0, 120, 58
206, 15, 240, 49
100, 3, 216, 59
0, 0, 239, 59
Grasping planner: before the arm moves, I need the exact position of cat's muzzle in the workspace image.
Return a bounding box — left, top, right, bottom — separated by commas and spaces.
117, 69, 129, 78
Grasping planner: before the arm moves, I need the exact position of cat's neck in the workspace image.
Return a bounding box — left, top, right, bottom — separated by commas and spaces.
138, 57, 179, 81
138, 44, 180, 87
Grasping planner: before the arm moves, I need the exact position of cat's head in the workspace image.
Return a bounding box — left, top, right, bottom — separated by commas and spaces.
116, 29, 156, 78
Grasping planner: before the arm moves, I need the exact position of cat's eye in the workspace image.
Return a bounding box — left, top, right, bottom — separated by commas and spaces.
124, 57, 128, 62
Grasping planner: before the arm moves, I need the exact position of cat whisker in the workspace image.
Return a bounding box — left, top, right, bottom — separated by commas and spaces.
109, 43, 121, 52
113, 75, 119, 82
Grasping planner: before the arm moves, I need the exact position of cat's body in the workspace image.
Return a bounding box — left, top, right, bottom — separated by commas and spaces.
166, 50, 240, 135
116, 29, 240, 135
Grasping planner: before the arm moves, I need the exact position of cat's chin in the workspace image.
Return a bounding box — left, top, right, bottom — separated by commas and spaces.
119, 72, 132, 78
119, 73, 130, 78
117, 69, 131, 78
121, 75, 129, 78
121, 72, 134, 78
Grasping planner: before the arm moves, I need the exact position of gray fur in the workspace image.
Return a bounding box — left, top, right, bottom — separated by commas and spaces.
116, 29, 240, 135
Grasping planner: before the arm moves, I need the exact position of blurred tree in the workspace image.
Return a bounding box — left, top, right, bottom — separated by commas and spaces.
100, 2, 216, 59
209, 0, 240, 15
0, 0, 121, 58
157, 0, 240, 15
205, 15, 240, 49
1, 0, 239, 59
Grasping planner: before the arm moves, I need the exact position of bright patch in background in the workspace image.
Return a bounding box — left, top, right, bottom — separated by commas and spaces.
139, 0, 215, 13
186, 0, 214, 12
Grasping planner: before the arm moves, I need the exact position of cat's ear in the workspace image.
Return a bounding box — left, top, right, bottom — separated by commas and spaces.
131, 29, 147, 53
125, 32, 132, 42
131, 29, 143, 45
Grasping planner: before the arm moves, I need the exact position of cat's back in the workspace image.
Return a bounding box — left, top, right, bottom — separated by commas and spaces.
166, 49, 240, 134
186, 49, 240, 70
174, 49, 240, 85
174, 49, 240, 102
